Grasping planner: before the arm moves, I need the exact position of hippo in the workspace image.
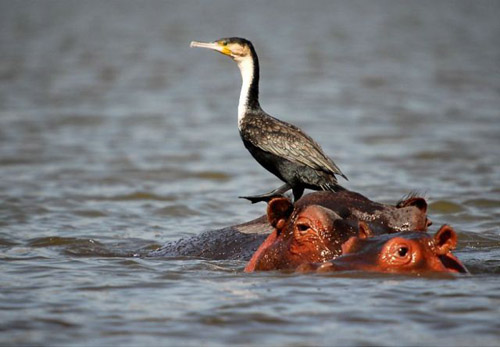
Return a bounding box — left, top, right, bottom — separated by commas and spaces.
148, 216, 269, 260
149, 190, 429, 265
296, 223, 468, 274
245, 191, 430, 272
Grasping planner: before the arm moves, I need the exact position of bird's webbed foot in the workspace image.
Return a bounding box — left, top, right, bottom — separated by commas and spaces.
239, 184, 291, 204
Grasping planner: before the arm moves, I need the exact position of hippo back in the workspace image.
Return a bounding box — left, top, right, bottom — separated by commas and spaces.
148, 216, 269, 260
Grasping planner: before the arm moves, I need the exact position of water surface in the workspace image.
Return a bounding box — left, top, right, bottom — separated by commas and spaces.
1, 1, 500, 346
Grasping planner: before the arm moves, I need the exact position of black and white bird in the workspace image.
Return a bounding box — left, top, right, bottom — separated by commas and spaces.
191, 37, 347, 203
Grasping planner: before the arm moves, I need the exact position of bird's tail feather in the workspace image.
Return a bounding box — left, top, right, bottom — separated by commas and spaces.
320, 183, 346, 192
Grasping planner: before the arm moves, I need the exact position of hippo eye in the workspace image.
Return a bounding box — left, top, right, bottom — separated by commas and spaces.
398, 247, 408, 257
295, 218, 317, 237
382, 238, 413, 266
297, 223, 310, 233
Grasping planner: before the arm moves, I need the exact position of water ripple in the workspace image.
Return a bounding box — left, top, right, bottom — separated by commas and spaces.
1, 1, 499, 346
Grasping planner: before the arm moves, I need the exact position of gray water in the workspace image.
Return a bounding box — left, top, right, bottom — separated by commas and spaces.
1, 1, 500, 346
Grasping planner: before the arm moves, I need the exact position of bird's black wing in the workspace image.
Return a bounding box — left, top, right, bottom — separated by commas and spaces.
241, 114, 346, 179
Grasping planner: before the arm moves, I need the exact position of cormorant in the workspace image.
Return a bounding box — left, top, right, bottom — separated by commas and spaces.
191, 37, 347, 203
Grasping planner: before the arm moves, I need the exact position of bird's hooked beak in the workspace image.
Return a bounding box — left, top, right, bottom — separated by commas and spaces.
190, 40, 233, 57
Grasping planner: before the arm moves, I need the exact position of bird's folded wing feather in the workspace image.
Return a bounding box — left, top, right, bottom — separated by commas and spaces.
243, 115, 344, 176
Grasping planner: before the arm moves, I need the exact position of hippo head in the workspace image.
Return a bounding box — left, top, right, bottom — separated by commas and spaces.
244, 197, 357, 272
295, 191, 431, 233
300, 224, 469, 274
245, 191, 431, 272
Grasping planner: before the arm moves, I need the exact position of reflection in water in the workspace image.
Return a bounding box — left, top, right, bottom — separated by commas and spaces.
0, 1, 499, 346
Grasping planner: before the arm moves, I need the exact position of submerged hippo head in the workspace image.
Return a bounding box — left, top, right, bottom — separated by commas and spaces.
299, 224, 468, 274
245, 190, 431, 272
295, 191, 431, 233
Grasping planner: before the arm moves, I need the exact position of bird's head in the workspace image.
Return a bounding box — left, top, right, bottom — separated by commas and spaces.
190, 37, 255, 63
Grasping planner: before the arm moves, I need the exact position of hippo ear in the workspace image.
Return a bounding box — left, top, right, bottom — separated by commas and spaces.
267, 197, 294, 231
434, 225, 458, 255
357, 221, 373, 239
399, 196, 427, 214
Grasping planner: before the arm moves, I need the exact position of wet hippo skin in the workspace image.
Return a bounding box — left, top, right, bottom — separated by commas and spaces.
148, 215, 270, 260
150, 190, 429, 262
245, 191, 430, 271
296, 223, 469, 274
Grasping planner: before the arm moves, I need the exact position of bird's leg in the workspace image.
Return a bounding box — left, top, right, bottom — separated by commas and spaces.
292, 186, 305, 202
239, 183, 291, 204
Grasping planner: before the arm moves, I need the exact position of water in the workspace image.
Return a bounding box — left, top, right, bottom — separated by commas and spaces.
1, 1, 500, 345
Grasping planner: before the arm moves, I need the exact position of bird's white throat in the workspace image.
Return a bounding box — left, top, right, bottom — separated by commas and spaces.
237, 56, 255, 129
